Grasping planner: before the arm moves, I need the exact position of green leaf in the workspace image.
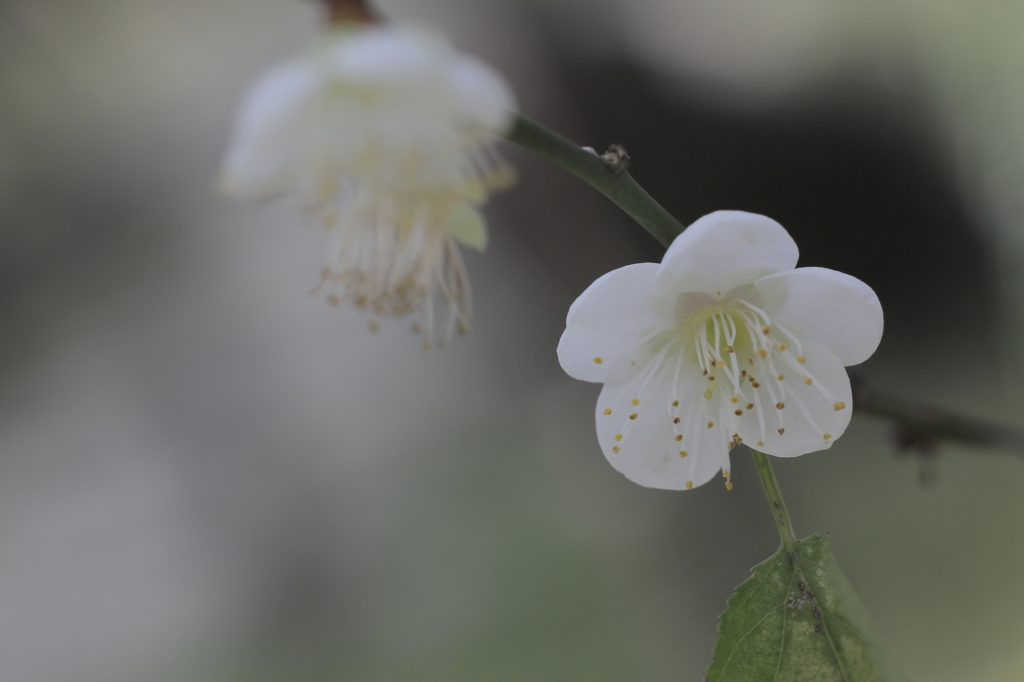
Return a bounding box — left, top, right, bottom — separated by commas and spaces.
449, 204, 488, 252
706, 534, 909, 682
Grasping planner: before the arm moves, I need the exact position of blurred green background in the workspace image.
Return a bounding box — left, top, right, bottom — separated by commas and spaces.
1, 0, 1023, 680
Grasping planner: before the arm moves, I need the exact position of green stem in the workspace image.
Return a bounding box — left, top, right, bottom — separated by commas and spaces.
506, 115, 685, 248
751, 450, 798, 550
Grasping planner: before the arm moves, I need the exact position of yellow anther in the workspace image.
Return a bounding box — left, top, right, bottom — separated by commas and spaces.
734, 409, 744, 416
679, 450, 689, 458
707, 421, 715, 429
777, 343, 787, 351
685, 480, 694, 490
797, 356, 806, 364
823, 433, 832, 441
777, 374, 784, 380
730, 396, 740, 403
671, 400, 680, 408
746, 403, 754, 410
612, 445, 620, 453
603, 408, 612, 415
726, 345, 734, 353
751, 382, 761, 388
708, 375, 716, 382
778, 427, 786, 435
629, 413, 638, 420
833, 401, 847, 411
704, 389, 714, 400
725, 481, 734, 491
803, 377, 813, 386
740, 370, 748, 378
674, 434, 683, 442
723, 470, 731, 478
614, 434, 623, 442
762, 325, 771, 334
756, 440, 765, 447
775, 402, 785, 410
757, 348, 768, 358
631, 398, 640, 406
714, 360, 726, 368
747, 358, 754, 365
727, 440, 736, 450
594, 356, 603, 364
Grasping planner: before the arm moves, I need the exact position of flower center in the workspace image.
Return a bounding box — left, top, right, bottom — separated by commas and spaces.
600, 288, 848, 490
682, 296, 843, 443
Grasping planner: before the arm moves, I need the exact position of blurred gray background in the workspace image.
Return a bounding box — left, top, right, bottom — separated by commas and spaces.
1, 0, 1023, 680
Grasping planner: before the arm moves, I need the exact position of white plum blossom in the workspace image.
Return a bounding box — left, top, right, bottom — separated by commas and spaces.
220, 24, 516, 347
557, 211, 883, 491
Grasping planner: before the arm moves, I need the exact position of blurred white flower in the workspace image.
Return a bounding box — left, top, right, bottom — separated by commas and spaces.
220, 24, 516, 347
557, 211, 883, 491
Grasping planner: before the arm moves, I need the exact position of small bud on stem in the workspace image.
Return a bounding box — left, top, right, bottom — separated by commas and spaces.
600, 144, 630, 173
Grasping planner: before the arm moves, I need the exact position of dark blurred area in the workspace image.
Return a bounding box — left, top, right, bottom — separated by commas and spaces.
1, 1, 1022, 681
506, 56, 994, 361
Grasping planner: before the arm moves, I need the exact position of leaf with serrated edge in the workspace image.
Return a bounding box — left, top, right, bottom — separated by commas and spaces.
706, 534, 908, 682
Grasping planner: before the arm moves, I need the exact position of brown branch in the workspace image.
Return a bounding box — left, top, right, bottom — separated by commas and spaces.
322, 0, 378, 25
852, 376, 1024, 455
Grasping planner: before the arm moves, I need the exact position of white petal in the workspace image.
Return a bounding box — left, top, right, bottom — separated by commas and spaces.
754, 267, 882, 367
653, 211, 799, 298
735, 339, 852, 457
219, 59, 321, 201
331, 25, 516, 133
314, 27, 512, 194
557, 263, 664, 383
327, 27, 446, 83
595, 352, 726, 490
448, 55, 516, 134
